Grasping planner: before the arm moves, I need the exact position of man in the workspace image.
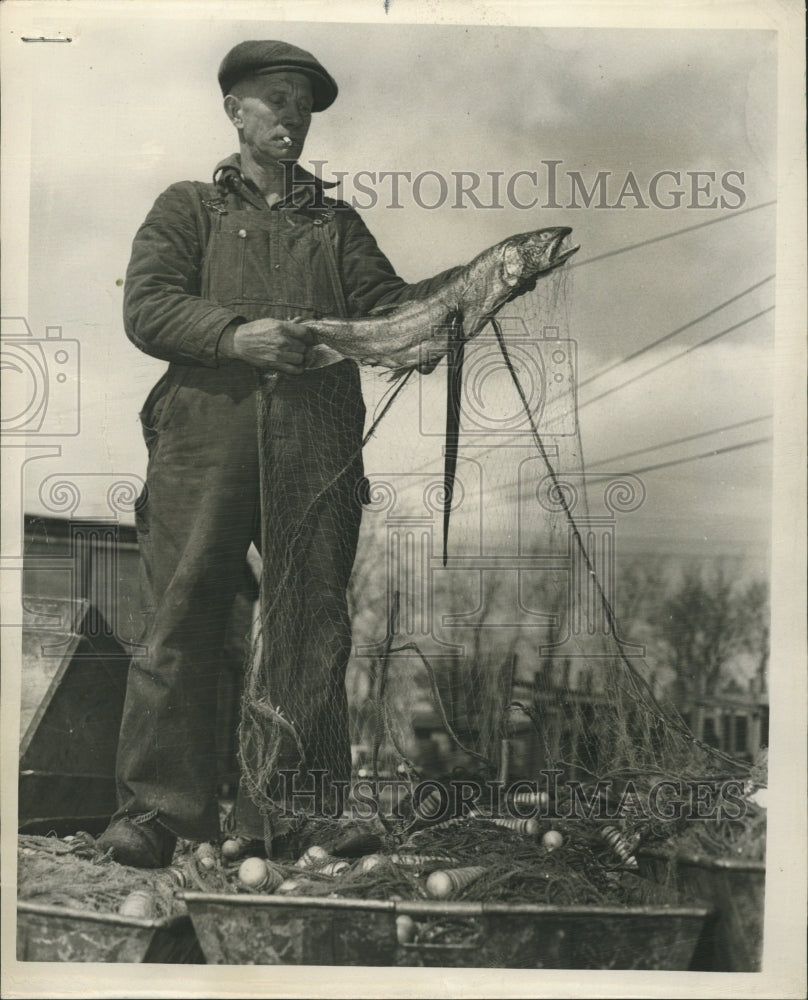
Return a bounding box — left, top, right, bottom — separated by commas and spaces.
98, 40, 458, 867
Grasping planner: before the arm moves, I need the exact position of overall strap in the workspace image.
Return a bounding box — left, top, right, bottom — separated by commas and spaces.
311, 207, 350, 320
183, 177, 349, 321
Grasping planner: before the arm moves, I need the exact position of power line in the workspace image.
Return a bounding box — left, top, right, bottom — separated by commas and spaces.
372, 338, 772, 483
587, 415, 773, 469
366, 199, 777, 475
578, 305, 774, 413
623, 436, 772, 476
567, 199, 776, 271
577, 275, 775, 390
387, 281, 775, 471
420, 432, 772, 503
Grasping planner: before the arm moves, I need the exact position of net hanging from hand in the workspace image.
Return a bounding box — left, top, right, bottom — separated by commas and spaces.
240, 263, 752, 846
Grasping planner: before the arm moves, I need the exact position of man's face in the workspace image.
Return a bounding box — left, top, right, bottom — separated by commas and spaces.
228, 71, 313, 165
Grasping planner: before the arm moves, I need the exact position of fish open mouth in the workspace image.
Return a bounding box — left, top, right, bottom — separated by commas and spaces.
507, 227, 580, 302
549, 227, 580, 266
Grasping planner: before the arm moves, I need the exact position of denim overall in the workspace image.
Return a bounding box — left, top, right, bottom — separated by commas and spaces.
114, 171, 365, 841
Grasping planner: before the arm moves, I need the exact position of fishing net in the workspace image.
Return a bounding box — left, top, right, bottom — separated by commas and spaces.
238, 360, 367, 834
239, 254, 759, 866
214, 819, 681, 908
17, 834, 183, 918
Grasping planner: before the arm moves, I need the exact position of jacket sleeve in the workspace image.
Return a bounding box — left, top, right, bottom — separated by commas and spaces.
123, 182, 245, 367
337, 206, 464, 318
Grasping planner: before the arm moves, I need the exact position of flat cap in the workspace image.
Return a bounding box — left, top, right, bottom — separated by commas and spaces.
218, 40, 338, 111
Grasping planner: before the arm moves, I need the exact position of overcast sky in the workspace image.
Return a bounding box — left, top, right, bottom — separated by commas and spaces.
8, 14, 778, 563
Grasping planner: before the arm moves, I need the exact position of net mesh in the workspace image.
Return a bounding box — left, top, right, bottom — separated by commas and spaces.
240, 262, 756, 856
239, 361, 368, 828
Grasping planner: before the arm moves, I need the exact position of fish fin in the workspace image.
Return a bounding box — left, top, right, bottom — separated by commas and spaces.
443, 313, 465, 567
385, 366, 414, 382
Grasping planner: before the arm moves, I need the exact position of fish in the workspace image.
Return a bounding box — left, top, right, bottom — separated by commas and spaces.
303, 226, 578, 564
305, 226, 578, 372
257, 227, 578, 583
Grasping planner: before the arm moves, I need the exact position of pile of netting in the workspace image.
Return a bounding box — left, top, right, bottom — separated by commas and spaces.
163, 813, 680, 908
237, 250, 762, 875
644, 748, 768, 863
654, 800, 767, 863
17, 834, 183, 918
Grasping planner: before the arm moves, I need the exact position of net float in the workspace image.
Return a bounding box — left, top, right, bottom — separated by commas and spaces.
413, 787, 449, 822
356, 853, 384, 873
238, 856, 282, 891
118, 890, 156, 919
426, 866, 487, 899
490, 817, 540, 836
599, 825, 639, 870
276, 878, 303, 894
195, 842, 216, 869
511, 791, 549, 808
396, 914, 416, 944
275, 877, 317, 894
238, 856, 269, 888
221, 837, 252, 862
388, 853, 453, 868
165, 866, 187, 888
541, 830, 564, 851
295, 845, 330, 868
320, 860, 350, 876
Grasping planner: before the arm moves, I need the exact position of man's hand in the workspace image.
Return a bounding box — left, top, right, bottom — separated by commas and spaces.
219, 318, 317, 374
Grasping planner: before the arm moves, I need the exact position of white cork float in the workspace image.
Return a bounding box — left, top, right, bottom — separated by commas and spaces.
489, 817, 541, 836
295, 845, 330, 869
118, 890, 156, 919
237, 857, 283, 891
195, 842, 216, 870
425, 866, 487, 899
541, 830, 564, 852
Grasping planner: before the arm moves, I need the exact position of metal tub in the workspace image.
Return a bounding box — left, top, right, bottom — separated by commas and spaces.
639, 849, 765, 971
17, 900, 205, 964
183, 891, 711, 969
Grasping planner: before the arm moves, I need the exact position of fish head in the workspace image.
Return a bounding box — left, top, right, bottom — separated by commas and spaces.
501, 227, 579, 288
454, 225, 580, 341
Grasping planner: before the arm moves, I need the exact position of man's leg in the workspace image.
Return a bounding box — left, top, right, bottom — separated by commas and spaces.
99, 363, 259, 865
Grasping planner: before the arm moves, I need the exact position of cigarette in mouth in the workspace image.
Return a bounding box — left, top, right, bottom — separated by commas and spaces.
281, 136, 293, 146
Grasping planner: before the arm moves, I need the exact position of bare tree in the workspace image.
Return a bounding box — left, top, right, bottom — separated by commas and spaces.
659, 563, 769, 737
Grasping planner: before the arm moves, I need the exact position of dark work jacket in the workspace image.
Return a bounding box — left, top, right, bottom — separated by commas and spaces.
123, 153, 461, 369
